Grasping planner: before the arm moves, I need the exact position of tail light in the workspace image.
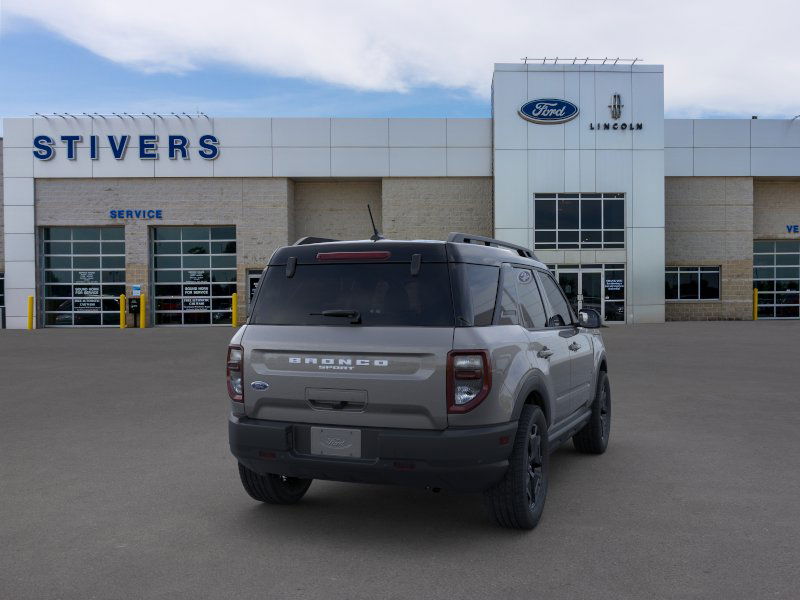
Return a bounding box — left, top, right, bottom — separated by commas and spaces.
227, 345, 244, 402
447, 350, 491, 413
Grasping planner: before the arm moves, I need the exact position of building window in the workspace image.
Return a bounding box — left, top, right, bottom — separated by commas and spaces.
151, 226, 237, 326
665, 267, 720, 301
753, 241, 800, 319
40, 227, 126, 327
533, 193, 624, 250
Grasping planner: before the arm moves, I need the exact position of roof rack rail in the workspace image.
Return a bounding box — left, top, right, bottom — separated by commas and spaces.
447, 232, 537, 259
293, 236, 338, 245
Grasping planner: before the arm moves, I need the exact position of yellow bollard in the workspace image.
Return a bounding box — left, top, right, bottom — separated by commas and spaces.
120, 294, 127, 329
231, 292, 238, 327
753, 287, 758, 321
139, 293, 146, 328
27, 295, 34, 330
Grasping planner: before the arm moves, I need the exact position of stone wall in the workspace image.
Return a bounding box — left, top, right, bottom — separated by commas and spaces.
665, 176, 753, 320
381, 177, 492, 240
293, 181, 382, 241
753, 180, 800, 240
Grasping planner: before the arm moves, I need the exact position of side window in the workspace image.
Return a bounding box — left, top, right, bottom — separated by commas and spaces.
496, 267, 519, 325
538, 272, 574, 327
463, 264, 499, 326
514, 268, 547, 329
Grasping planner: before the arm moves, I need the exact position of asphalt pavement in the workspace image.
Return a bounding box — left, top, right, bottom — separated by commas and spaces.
1, 321, 799, 599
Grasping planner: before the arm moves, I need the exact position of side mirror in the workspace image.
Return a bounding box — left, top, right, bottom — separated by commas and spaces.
578, 308, 602, 328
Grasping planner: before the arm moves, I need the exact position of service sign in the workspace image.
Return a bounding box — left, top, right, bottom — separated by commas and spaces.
76, 271, 98, 283
75, 285, 100, 296
184, 284, 210, 296
187, 271, 208, 283
519, 99, 579, 124
183, 298, 210, 311
75, 298, 101, 312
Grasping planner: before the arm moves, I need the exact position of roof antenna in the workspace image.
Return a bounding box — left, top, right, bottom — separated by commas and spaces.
367, 204, 384, 241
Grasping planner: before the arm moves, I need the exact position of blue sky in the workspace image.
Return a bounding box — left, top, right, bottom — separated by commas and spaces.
0, 21, 489, 135
2, 0, 798, 136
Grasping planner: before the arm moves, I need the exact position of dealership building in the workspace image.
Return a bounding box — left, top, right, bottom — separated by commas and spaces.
1, 61, 799, 328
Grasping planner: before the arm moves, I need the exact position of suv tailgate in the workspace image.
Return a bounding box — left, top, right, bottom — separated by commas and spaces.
242, 326, 453, 430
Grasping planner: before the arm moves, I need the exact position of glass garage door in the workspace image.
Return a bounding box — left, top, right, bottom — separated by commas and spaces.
151, 226, 237, 325
41, 227, 126, 327
753, 241, 799, 319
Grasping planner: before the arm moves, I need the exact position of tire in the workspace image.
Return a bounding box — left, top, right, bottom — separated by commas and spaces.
483, 405, 549, 530
573, 371, 611, 455
237, 463, 312, 505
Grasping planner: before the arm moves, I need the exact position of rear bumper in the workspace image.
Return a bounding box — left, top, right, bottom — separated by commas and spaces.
229, 415, 517, 493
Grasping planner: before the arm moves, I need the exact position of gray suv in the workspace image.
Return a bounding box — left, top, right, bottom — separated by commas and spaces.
228, 233, 610, 529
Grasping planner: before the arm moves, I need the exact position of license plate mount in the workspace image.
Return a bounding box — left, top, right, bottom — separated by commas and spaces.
310, 427, 362, 458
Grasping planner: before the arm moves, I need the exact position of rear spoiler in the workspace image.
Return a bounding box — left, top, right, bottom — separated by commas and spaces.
447, 232, 537, 260
294, 236, 338, 245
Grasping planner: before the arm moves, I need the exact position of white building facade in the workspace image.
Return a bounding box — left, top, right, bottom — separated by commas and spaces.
2, 62, 799, 328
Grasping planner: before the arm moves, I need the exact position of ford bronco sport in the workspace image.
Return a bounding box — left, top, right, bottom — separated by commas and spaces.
228, 233, 610, 529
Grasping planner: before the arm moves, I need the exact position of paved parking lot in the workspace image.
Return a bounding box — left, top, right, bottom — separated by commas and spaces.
1, 321, 799, 599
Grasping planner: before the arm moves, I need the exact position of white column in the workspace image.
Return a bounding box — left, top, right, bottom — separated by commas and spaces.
3, 118, 36, 329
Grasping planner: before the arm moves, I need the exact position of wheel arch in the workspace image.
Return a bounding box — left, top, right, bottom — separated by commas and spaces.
595, 351, 609, 393
511, 371, 554, 427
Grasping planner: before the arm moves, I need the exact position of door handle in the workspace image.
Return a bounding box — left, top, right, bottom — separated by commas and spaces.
537, 347, 554, 359
568, 342, 581, 352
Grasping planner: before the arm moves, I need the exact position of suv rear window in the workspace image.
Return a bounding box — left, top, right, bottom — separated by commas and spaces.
250, 263, 454, 327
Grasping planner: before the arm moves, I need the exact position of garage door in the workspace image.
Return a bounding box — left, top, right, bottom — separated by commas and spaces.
40, 227, 126, 327
753, 241, 800, 319
151, 226, 237, 325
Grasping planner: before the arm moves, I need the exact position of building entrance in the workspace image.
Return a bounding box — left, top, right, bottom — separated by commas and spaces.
550, 264, 626, 323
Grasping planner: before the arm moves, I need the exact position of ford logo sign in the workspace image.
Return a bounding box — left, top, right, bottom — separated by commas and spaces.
250, 381, 269, 390
519, 99, 579, 124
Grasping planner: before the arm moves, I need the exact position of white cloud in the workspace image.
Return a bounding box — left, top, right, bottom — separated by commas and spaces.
4, 0, 799, 117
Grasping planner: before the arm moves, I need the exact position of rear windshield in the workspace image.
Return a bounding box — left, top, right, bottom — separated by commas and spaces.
250, 263, 454, 327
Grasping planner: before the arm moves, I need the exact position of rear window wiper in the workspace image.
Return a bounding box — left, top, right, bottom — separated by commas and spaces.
309, 309, 362, 324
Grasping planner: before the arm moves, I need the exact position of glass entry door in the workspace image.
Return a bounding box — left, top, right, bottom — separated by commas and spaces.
580, 271, 603, 315
558, 271, 579, 312
558, 269, 602, 317
551, 264, 626, 323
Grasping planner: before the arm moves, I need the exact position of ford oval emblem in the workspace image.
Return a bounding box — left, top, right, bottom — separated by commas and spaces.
251, 381, 269, 390
324, 436, 351, 449
519, 98, 579, 124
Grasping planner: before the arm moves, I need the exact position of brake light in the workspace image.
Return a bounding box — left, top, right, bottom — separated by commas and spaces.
447, 350, 491, 413
316, 251, 391, 261
227, 345, 244, 402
